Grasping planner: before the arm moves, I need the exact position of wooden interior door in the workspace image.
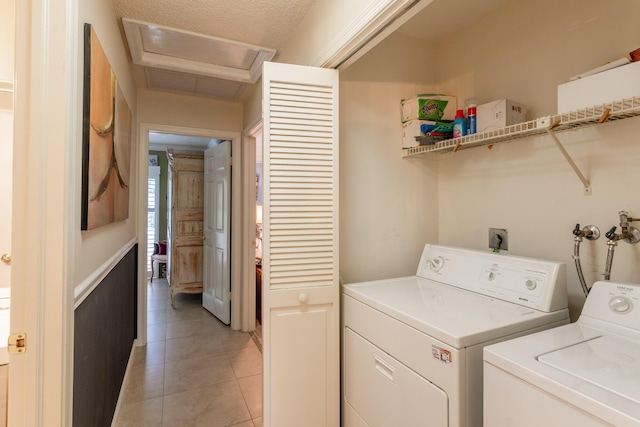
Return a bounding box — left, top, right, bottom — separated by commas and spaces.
262, 62, 339, 427
167, 150, 204, 307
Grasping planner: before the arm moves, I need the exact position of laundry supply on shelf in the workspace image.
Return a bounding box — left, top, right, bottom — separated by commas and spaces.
476, 99, 526, 133
402, 119, 452, 148
401, 94, 457, 122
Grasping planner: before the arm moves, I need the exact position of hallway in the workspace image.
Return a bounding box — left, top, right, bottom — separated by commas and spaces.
114, 279, 263, 426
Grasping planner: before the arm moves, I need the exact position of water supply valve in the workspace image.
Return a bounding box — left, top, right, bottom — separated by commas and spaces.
573, 224, 600, 240
618, 211, 640, 244
605, 226, 622, 242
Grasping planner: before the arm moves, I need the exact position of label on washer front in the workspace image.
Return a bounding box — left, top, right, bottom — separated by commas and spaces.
432, 345, 452, 364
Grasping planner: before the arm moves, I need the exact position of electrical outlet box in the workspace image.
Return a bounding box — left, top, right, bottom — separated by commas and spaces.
489, 228, 508, 251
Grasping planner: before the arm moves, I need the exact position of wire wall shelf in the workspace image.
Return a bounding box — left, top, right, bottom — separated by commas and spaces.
402, 96, 640, 158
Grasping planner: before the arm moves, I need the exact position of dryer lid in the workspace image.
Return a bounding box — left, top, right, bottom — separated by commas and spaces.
343, 276, 568, 348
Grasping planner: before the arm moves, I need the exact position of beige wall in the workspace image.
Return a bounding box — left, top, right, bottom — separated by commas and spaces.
74, 0, 139, 285
138, 89, 243, 131
0, 0, 13, 292
72, 12, 243, 286
0, 0, 14, 83
339, 32, 439, 283
244, 0, 406, 130
339, 0, 640, 320
434, 0, 640, 319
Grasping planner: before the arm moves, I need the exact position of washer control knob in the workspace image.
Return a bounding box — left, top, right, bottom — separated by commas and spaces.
525, 279, 537, 290
429, 257, 444, 272
488, 271, 497, 281
609, 296, 632, 313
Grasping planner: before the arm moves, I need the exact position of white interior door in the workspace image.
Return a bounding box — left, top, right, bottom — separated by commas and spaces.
0, 87, 12, 290
203, 142, 231, 324
262, 62, 339, 427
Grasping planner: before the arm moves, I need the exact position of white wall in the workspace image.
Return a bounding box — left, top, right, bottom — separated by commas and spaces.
339, 0, 640, 320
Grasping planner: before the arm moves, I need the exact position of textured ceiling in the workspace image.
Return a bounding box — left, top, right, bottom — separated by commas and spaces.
113, 0, 317, 49
113, 0, 317, 101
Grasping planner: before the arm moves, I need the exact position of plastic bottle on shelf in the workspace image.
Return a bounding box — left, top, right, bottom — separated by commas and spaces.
453, 109, 467, 138
467, 104, 477, 134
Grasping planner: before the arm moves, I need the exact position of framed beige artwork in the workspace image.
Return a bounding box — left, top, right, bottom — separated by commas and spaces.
81, 23, 132, 230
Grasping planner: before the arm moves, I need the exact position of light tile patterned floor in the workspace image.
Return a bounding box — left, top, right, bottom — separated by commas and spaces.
114, 279, 263, 427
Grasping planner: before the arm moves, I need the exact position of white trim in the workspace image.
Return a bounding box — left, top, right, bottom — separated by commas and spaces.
122, 18, 275, 84
311, 0, 418, 68
63, 2, 79, 424
337, 0, 434, 71
138, 123, 243, 334
10, 0, 78, 425
0, 81, 13, 93
230, 136, 243, 330
73, 238, 137, 308
110, 339, 138, 427
147, 166, 161, 273
240, 122, 261, 332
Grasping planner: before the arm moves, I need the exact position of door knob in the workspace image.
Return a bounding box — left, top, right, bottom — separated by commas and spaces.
0, 254, 10, 265
298, 292, 308, 303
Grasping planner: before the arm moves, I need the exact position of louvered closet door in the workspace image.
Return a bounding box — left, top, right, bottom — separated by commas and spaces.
262, 62, 339, 427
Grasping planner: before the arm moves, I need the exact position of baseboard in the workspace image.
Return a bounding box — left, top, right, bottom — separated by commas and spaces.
110, 339, 138, 427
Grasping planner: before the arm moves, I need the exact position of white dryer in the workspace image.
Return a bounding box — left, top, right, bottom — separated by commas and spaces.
342, 244, 570, 427
484, 280, 640, 426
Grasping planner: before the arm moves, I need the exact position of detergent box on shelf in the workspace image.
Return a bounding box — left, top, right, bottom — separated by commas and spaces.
401, 94, 457, 122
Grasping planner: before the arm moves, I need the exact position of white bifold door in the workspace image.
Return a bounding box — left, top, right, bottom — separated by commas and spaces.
203, 141, 231, 324
262, 62, 340, 427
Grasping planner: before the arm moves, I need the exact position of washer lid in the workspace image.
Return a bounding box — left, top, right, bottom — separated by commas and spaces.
538, 335, 640, 404
342, 276, 568, 348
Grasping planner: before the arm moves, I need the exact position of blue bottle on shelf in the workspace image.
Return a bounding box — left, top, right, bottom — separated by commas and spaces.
453, 109, 467, 138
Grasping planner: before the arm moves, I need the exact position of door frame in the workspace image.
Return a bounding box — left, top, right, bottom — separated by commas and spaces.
137, 123, 244, 339
11, 0, 77, 424
240, 121, 261, 332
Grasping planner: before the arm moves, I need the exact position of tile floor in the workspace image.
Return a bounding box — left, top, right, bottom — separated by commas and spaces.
114, 278, 263, 427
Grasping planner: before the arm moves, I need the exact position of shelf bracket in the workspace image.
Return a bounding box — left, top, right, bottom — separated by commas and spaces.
546, 122, 592, 196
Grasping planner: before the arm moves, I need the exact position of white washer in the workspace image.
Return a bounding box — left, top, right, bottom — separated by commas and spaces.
342, 244, 570, 427
484, 280, 640, 427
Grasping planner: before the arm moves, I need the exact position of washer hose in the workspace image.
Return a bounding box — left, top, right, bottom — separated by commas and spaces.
603, 226, 620, 281
573, 238, 590, 297
604, 241, 616, 281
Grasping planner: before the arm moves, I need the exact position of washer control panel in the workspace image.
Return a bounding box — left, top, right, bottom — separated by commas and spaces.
417, 244, 567, 312
609, 296, 633, 313
583, 281, 640, 329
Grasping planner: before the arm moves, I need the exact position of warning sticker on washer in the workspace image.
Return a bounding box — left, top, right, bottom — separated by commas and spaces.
432, 345, 452, 364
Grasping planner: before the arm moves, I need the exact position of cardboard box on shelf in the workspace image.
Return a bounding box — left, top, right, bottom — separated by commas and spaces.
401, 94, 457, 122
557, 60, 640, 113
476, 99, 526, 133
